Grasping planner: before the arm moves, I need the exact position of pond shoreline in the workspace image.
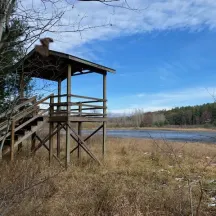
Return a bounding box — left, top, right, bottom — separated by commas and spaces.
104, 127, 216, 132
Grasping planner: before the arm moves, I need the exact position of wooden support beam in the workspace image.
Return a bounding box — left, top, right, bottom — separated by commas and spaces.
66, 64, 72, 168
103, 72, 107, 158
78, 103, 82, 159
10, 120, 15, 161
84, 124, 103, 142
57, 79, 61, 158
49, 96, 54, 165
67, 122, 101, 165
32, 124, 61, 153
31, 132, 36, 152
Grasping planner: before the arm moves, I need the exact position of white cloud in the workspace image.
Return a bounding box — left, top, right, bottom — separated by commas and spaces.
109, 86, 216, 114
21, 0, 216, 57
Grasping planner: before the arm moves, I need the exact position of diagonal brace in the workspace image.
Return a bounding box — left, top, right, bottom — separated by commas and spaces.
32, 123, 65, 153
67, 122, 101, 165
35, 135, 64, 167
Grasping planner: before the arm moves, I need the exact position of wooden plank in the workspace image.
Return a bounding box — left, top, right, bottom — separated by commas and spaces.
14, 119, 48, 148
66, 64, 72, 168
84, 124, 103, 142
35, 135, 64, 167
78, 103, 82, 159
70, 94, 105, 101
67, 122, 101, 165
31, 133, 36, 151
70, 112, 104, 116
13, 94, 53, 122
49, 95, 54, 164
49, 123, 54, 164
72, 71, 93, 76
103, 72, 107, 158
77, 100, 104, 104
49, 116, 68, 122
0, 96, 36, 119
14, 110, 47, 132
32, 124, 60, 153
57, 79, 61, 158
68, 117, 107, 122
51, 94, 68, 98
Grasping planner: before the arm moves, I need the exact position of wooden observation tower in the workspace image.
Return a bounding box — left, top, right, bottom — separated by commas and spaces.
0, 49, 115, 167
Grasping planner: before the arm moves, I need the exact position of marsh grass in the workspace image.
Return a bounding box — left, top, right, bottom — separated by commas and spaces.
1, 137, 216, 215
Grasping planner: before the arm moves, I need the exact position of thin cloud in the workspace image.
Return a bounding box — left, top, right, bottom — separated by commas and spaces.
21, 0, 216, 57
109, 87, 216, 114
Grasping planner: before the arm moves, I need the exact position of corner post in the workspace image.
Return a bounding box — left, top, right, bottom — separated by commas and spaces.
78, 103, 82, 159
102, 72, 107, 158
57, 79, 61, 158
66, 64, 72, 168
49, 95, 54, 165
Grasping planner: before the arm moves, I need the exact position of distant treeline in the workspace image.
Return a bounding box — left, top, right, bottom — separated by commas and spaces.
108, 102, 216, 128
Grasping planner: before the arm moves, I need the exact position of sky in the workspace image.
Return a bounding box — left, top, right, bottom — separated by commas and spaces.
23, 0, 216, 115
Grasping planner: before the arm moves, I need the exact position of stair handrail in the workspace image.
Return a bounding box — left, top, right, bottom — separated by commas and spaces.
12, 94, 54, 123
0, 94, 53, 142
0, 96, 37, 120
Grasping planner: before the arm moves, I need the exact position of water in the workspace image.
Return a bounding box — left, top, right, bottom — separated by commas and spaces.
86, 129, 216, 143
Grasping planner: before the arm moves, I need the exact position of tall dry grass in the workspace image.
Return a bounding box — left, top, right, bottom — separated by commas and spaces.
1, 137, 216, 215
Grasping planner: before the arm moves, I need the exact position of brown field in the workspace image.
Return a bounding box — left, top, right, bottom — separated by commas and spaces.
1, 137, 216, 215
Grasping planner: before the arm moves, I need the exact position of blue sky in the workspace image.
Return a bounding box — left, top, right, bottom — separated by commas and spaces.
29, 0, 216, 114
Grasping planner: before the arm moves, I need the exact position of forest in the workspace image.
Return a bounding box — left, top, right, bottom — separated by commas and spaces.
108, 102, 216, 127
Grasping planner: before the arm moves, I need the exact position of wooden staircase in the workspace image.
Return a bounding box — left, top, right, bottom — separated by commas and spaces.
0, 94, 53, 159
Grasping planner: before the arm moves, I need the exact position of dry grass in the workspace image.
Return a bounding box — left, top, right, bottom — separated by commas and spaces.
1, 137, 216, 215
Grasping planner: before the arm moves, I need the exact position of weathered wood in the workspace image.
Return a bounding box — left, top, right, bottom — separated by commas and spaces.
71, 107, 104, 111
10, 120, 15, 161
31, 132, 36, 151
103, 72, 107, 158
32, 124, 61, 153
49, 116, 107, 122
57, 79, 61, 158
78, 103, 82, 158
70, 112, 104, 116
70, 94, 105, 101
67, 122, 101, 165
14, 119, 48, 148
51, 111, 104, 116
13, 94, 53, 122
66, 64, 72, 168
72, 71, 93, 76
49, 95, 54, 164
35, 135, 64, 167
84, 124, 103, 142
0, 96, 36, 120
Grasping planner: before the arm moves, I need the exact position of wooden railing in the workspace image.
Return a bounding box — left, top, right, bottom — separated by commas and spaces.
49, 94, 106, 118
0, 94, 54, 142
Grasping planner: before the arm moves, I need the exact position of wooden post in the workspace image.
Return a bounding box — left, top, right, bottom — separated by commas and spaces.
102, 72, 107, 158
57, 79, 61, 158
78, 103, 82, 159
49, 96, 54, 165
28, 98, 37, 153
31, 133, 36, 152
10, 120, 15, 161
66, 64, 71, 168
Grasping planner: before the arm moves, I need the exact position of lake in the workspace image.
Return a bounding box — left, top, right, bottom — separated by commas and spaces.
86, 129, 216, 143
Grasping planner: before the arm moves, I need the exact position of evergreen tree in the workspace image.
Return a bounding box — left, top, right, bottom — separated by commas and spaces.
0, 1, 30, 112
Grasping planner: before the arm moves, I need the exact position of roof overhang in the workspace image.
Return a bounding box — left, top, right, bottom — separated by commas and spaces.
14, 49, 115, 81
